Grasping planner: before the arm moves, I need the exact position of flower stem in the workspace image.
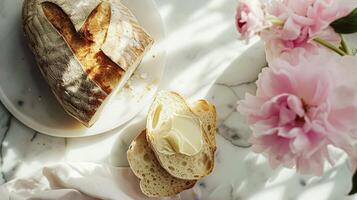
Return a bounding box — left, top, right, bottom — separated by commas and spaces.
313, 37, 347, 56
340, 34, 351, 55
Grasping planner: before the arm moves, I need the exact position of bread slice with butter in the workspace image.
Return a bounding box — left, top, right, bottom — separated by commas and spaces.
127, 130, 196, 197
146, 91, 217, 180
127, 96, 217, 197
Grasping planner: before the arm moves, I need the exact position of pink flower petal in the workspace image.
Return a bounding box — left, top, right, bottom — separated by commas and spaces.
239, 52, 357, 175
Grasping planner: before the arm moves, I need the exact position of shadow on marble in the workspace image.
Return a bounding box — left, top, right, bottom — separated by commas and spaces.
156, 0, 242, 97
158, 0, 235, 32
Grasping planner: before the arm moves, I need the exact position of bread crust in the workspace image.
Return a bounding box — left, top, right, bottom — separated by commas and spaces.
22, 0, 153, 127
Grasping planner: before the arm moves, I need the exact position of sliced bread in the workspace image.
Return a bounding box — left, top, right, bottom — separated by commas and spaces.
146, 91, 216, 180
127, 130, 196, 197
191, 100, 217, 151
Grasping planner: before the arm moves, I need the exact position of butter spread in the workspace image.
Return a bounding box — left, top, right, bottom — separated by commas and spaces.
149, 105, 203, 156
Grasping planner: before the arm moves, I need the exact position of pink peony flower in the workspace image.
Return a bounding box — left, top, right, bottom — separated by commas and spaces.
238, 50, 357, 175
235, 0, 269, 40
262, 0, 357, 61
261, 29, 321, 63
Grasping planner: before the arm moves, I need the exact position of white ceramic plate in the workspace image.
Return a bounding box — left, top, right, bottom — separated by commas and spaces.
0, 0, 166, 137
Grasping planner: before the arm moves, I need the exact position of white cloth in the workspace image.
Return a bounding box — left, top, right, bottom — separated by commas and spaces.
0, 163, 199, 200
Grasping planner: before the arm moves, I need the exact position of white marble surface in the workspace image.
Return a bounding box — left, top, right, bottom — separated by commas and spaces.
1, 0, 357, 199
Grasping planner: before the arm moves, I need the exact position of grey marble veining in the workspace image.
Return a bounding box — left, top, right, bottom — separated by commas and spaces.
0, 103, 67, 184
204, 41, 267, 148
0, 104, 11, 183
213, 82, 256, 148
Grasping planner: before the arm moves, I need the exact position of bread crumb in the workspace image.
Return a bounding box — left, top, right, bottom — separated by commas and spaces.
124, 83, 132, 90
140, 73, 147, 79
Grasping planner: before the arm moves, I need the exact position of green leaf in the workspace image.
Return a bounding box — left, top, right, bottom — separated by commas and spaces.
349, 170, 357, 195
331, 8, 357, 34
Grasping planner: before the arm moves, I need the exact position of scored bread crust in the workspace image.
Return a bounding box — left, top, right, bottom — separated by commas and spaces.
127, 130, 196, 198
146, 91, 217, 180
22, 0, 153, 127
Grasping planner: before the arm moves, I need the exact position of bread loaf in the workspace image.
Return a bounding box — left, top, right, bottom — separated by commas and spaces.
22, 0, 153, 127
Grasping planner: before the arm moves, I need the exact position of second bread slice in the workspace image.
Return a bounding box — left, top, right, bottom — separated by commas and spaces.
127, 130, 196, 197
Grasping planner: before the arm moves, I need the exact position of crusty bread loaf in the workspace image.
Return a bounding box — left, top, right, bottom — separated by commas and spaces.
146, 91, 216, 180
22, 0, 153, 127
127, 130, 196, 198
